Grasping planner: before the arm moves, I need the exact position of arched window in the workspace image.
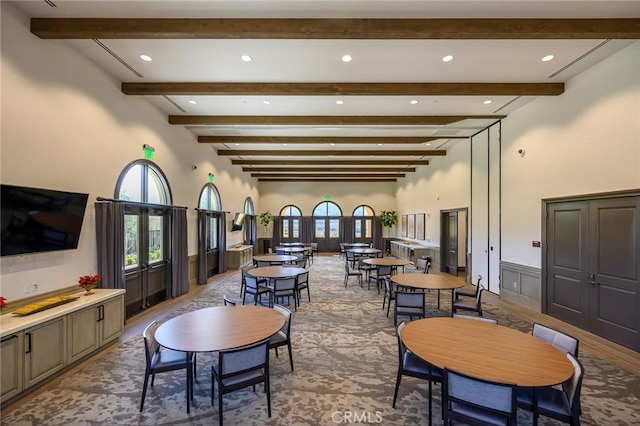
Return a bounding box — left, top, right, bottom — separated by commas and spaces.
312, 201, 342, 251
279, 205, 302, 240
199, 183, 221, 211
244, 197, 255, 215
116, 160, 171, 205
198, 183, 222, 251
353, 205, 375, 239
243, 197, 256, 245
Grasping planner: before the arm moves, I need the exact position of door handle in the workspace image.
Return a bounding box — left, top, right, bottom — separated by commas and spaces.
588, 274, 599, 285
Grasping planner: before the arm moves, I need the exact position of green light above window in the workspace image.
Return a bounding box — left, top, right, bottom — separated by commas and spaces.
208, 173, 215, 183
142, 144, 155, 160
324, 195, 331, 201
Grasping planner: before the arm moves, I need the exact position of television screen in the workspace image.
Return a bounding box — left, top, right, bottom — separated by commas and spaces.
231, 212, 245, 231
1, 184, 89, 256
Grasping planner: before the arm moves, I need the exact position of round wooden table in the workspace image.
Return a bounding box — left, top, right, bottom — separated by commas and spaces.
362, 256, 411, 274
274, 246, 306, 254
392, 273, 464, 310
253, 254, 297, 264
342, 243, 370, 248
246, 266, 307, 279
280, 242, 305, 247
402, 317, 573, 387
347, 248, 381, 256
155, 305, 285, 353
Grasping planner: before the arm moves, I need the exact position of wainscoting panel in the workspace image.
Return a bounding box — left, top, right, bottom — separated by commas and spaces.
188, 254, 199, 289
500, 261, 541, 312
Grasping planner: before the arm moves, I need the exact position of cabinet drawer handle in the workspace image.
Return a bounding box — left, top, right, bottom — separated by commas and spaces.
25, 332, 31, 354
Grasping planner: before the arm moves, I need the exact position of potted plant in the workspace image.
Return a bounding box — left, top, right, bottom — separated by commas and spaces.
379, 210, 398, 239
259, 211, 274, 253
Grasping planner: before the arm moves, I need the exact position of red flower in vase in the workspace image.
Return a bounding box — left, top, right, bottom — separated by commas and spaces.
78, 275, 101, 293
0, 296, 6, 309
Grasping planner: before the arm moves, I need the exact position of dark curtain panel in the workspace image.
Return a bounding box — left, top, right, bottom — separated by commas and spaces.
95, 202, 125, 289
373, 216, 383, 251
341, 217, 354, 243
218, 212, 228, 272
197, 210, 208, 285
272, 216, 282, 247
171, 207, 189, 297
250, 215, 258, 254
301, 216, 314, 243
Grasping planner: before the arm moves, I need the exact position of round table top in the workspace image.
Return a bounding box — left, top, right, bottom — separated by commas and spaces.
362, 257, 411, 267
280, 242, 305, 246
342, 243, 370, 248
347, 248, 381, 255
274, 246, 307, 253
392, 273, 465, 290
155, 305, 285, 353
246, 265, 307, 279
401, 317, 574, 387
253, 254, 298, 263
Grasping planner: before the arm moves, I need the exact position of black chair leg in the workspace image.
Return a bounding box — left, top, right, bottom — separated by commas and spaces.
392, 369, 403, 408
288, 343, 294, 372
140, 372, 150, 412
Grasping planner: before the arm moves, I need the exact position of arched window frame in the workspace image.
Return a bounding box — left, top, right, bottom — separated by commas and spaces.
352, 204, 375, 239
312, 201, 342, 217
279, 204, 302, 240
115, 159, 172, 205
198, 183, 222, 211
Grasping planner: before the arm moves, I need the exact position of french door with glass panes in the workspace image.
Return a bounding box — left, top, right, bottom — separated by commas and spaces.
123, 204, 170, 318
354, 216, 373, 246
315, 217, 340, 252
281, 216, 300, 244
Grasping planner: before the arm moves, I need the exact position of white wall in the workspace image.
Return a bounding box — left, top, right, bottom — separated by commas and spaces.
395, 139, 472, 245
0, 4, 257, 302
501, 41, 640, 267
258, 181, 396, 218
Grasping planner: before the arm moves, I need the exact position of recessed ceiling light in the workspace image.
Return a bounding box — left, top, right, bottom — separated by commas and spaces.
263, 100, 271, 105
234, 143, 240, 146
330, 143, 336, 146
424, 142, 431, 146
342, 54, 352, 62
442, 55, 454, 62
377, 144, 383, 146
282, 143, 288, 146
336, 100, 344, 105
241, 54, 252, 62
542, 54, 555, 62
139, 54, 152, 62
483, 100, 492, 105
410, 100, 419, 105
188, 100, 197, 105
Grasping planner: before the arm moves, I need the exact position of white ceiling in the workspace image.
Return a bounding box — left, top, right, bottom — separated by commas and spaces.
10, 1, 640, 181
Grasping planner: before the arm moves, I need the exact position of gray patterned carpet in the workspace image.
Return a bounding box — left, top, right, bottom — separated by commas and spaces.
2, 254, 639, 425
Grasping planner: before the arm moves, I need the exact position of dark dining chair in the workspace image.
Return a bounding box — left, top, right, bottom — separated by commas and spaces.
443, 367, 518, 425
243, 275, 270, 306
532, 322, 579, 357
394, 291, 426, 327
382, 276, 396, 317
223, 294, 237, 306
452, 286, 484, 317
393, 321, 443, 421
269, 277, 297, 311
295, 270, 310, 304
269, 304, 294, 371
344, 260, 363, 287
455, 275, 482, 300
211, 338, 271, 425
140, 321, 194, 413
517, 352, 584, 426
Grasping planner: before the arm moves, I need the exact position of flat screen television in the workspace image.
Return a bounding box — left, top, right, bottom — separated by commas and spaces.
1, 184, 89, 256
231, 212, 246, 231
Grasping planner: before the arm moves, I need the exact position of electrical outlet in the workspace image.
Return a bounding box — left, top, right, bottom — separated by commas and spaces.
32, 283, 38, 292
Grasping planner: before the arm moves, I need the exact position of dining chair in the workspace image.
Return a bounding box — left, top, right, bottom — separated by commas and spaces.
269, 304, 294, 371
394, 291, 426, 328
442, 367, 517, 426
516, 352, 583, 426
294, 270, 310, 304
243, 275, 270, 306
408, 258, 430, 274
532, 322, 579, 357
211, 338, 271, 425
344, 260, 363, 287
256, 260, 271, 267
269, 277, 297, 311
452, 286, 484, 317
357, 257, 376, 281
369, 265, 392, 294
382, 276, 396, 317
393, 321, 443, 422
223, 294, 236, 306
310, 242, 319, 259
452, 313, 498, 324
140, 321, 194, 413
455, 275, 482, 300
345, 250, 357, 268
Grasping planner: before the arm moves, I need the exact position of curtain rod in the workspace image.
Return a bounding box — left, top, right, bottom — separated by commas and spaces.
195, 208, 231, 214
96, 197, 188, 210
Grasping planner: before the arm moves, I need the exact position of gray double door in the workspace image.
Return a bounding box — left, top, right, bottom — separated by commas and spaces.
545, 194, 640, 351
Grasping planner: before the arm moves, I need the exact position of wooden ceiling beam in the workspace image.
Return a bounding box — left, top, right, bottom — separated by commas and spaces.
31, 18, 640, 40
251, 173, 405, 178
172, 115, 501, 126
258, 178, 398, 182
232, 159, 429, 166
125, 82, 563, 96
218, 150, 444, 156
200, 136, 463, 144
244, 167, 416, 172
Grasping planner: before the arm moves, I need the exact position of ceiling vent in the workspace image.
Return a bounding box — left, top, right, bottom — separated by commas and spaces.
92, 39, 143, 78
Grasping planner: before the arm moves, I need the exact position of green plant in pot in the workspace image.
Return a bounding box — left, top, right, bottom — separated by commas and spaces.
259, 211, 274, 238
379, 210, 398, 237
